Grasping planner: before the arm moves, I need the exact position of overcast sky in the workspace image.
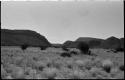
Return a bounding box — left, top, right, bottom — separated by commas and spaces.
1, 1, 124, 43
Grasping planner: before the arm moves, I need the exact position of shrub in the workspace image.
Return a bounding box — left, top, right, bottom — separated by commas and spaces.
77, 42, 89, 55
119, 65, 124, 71
60, 52, 71, 57
103, 65, 111, 73
21, 44, 29, 50
115, 47, 124, 52
35, 61, 47, 71
40, 46, 47, 50
70, 51, 78, 55
101, 59, 113, 73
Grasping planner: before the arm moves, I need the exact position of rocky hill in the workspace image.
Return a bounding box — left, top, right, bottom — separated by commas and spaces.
1, 29, 51, 47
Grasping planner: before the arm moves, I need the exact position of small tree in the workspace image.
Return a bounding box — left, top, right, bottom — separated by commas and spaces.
119, 65, 124, 71
60, 52, 71, 57
40, 45, 47, 50
77, 41, 89, 55
21, 44, 29, 51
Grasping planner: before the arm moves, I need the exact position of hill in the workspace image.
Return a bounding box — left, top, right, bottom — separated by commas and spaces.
52, 43, 63, 48
1, 29, 51, 47
76, 37, 104, 43
101, 36, 121, 49
63, 36, 124, 49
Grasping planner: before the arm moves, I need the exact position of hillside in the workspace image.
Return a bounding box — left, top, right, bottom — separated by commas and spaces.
1, 29, 51, 47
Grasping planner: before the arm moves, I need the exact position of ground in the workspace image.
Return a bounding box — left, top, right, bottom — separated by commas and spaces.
1, 46, 124, 79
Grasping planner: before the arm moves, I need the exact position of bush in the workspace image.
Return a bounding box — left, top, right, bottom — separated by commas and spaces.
60, 52, 71, 57
115, 48, 124, 52
101, 59, 113, 73
70, 51, 78, 55
40, 46, 47, 50
21, 44, 29, 50
119, 65, 124, 71
77, 42, 89, 55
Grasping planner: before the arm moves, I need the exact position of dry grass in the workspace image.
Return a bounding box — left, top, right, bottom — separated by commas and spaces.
1, 46, 124, 79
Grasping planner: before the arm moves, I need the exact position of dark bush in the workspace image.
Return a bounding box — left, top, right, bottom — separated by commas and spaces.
103, 66, 111, 73
21, 44, 29, 50
70, 51, 78, 55
115, 47, 124, 52
119, 65, 124, 71
38, 66, 44, 71
60, 52, 71, 57
77, 41, 89, 55
40, 46, 47, 50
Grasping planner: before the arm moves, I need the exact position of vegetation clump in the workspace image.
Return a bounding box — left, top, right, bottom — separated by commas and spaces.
119, 65, 124, 71
40, 46, 47, 50
60, 52, 71, 57
101, 59, 113, 73
115, 47, 124, 52
21, 44, 29, 51
77, 41, 90, 55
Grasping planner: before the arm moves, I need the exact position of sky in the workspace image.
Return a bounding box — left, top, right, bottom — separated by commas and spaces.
1, 0, 124, 43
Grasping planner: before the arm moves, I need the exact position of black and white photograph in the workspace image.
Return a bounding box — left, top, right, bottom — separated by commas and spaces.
1, 0, 124, 79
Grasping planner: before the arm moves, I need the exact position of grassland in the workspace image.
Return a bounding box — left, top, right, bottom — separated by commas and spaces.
1, 46, 124, 79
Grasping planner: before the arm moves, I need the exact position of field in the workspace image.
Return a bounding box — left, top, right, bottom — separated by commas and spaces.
1, 46, 124, 79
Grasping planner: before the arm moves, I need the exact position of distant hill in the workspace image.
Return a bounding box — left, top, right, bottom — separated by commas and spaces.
76, 37, 104, 48
101, 36, 121, 49
63, 36, 124, 49
76, 37, 104, 43
52, 43, 63, 48
1, 29, 51, 47
1, 29, 124, 49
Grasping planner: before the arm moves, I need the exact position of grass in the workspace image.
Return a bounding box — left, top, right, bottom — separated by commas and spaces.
1, 46, 124, 79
